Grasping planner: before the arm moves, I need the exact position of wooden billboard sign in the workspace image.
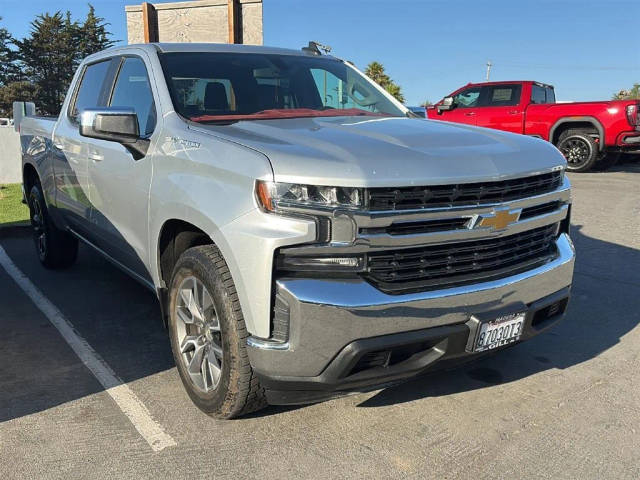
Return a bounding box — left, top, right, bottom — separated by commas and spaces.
125, 0, 263, 45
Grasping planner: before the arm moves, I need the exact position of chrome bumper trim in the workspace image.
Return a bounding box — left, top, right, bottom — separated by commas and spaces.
247, 337, 290, 351
248, 234, 575, 374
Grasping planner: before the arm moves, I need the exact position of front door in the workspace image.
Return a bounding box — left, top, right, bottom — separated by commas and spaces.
86, 54, 158, 282
474, 84, 524, 134
436, 86, 481, 126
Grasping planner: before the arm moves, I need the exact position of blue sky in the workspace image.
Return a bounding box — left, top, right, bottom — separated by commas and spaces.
1, 0, 638, 105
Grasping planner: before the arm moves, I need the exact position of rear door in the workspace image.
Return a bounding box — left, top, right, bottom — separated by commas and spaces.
52, 59, 116, 234
436, 86, 481, 126
474, 83, 525, 133
85, 54, 158, 282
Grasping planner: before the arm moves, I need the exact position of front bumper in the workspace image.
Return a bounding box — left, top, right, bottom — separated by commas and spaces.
247, 233, 575, 405
616, 131, 640, 148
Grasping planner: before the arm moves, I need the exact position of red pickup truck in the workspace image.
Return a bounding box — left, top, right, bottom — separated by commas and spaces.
426, 81, 640, 172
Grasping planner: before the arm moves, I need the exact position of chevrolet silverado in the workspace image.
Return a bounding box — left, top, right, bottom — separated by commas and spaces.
15, 43, 575, 418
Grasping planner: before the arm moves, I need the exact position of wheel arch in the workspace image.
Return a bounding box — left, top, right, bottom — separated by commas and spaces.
156, 218, 214, 327
549, 117, 604, 151
153, 211, 247, 327
157, 219, 213, 291
22, 162, 39, 197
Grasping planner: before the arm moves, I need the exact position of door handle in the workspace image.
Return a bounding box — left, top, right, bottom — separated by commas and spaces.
464, 112, 476, 117
88, 150, 104, 162
508, 110, 520, 115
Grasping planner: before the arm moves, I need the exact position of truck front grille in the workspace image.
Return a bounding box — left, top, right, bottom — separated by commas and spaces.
365, 223, 559, 293
367, 171, 563, 211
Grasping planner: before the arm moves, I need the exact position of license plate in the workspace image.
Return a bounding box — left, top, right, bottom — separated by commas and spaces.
474, 312, 525, 352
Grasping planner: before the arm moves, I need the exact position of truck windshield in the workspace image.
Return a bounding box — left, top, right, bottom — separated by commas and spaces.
159, 52, 406, 123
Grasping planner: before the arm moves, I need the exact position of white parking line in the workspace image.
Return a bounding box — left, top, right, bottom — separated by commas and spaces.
0, 246, 176, 452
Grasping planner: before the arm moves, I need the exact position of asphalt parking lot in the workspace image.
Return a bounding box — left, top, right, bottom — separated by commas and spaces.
1, 162, 639, 479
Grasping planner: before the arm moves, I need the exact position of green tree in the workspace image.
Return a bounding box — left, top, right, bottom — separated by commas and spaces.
14, 5, 115, 115
613, 83, 640, 100
14, 12, 78, 114
420, 99, 433, 107
76, 5, 115, 61
364, 61, 405, 103
0, 17, 20, 87
0, 81, 39, 117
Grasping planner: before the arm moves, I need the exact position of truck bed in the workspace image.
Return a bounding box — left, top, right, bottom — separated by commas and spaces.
20, 116, 56, 139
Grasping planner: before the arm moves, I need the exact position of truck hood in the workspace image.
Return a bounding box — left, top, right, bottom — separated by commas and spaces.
191, 116, 566, 187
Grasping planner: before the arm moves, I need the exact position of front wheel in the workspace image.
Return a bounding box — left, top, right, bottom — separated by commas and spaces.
167, 245, 267, 418
556, 129, 600, 173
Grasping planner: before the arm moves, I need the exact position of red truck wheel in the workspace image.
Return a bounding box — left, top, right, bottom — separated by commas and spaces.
556, 129, 600, 172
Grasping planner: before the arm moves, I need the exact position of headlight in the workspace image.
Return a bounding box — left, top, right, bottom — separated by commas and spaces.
256, 181, 363, 212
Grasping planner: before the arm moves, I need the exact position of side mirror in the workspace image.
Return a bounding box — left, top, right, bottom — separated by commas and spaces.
437, 97, 455, 113
79, 108, 139, 144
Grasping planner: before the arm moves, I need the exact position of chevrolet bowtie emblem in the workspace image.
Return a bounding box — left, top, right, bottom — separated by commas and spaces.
477, 209, 521, 230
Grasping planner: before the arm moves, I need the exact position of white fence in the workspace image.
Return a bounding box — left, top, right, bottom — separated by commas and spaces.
0, 127, 21, 184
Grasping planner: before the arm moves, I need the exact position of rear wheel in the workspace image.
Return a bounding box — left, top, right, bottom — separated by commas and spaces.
28, 182, 78, 269
556, 129, 600, 172
167, 245, 267, 418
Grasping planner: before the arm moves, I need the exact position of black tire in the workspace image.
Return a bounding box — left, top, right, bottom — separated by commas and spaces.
556, 129, 600, 173
28, 182, 78, 269
167, 245, 267, 419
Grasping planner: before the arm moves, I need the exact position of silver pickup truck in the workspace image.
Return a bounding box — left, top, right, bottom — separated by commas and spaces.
15, 43, 575, 418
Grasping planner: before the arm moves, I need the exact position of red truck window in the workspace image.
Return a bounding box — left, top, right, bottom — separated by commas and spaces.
453, 87, 481, 107
531, 85, 556, 104
531, 85, 546, 104
483, 84, 522, 107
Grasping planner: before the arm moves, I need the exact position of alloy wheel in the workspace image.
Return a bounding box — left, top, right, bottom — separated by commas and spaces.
30, 194, 47, 259
174, 276, 224, 393
559, 137, 591, 169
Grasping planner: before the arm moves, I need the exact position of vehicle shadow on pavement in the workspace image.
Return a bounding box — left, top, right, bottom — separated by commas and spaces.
358, 225, 640, 408
606, 155, 640, 173
0, 233, 174, 423
1, 223, 639, 421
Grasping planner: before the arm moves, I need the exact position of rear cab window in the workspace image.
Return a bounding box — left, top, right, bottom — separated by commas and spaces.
545, 86, 556, 103
531, 84, 556, 104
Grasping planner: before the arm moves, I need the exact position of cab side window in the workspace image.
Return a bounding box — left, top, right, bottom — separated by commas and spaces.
545, 87, 556, 103
530, 85, 556, 104
484, 84, 522, 107
110, 57, 157, 136
71, 60, 112, 119
531, 85, 546, 104
453, 87, 481, 108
